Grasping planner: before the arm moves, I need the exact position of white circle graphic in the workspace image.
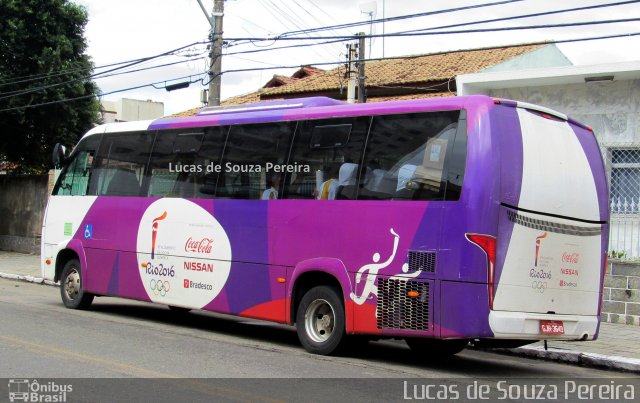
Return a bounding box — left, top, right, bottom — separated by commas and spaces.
136, 199, 231, 309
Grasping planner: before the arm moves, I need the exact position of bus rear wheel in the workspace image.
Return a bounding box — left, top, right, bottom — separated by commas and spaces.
405, 338, 468, 356
60, 259, 94, 310
296, 285, 346, 355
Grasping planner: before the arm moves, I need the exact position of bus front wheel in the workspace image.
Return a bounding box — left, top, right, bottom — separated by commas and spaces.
405, 338, 468, 356
296, 285, 346, 355
60, 259, 94, 310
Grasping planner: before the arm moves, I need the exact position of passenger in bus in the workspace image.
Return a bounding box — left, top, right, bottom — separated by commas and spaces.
261, 174, 281, 200
314, 164, 340, 200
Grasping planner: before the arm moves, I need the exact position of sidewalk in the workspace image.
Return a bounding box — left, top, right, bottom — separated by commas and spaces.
1, 250, 639, 373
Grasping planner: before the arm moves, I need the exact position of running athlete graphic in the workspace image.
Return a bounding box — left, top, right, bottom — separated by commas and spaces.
350, 228, 402, 305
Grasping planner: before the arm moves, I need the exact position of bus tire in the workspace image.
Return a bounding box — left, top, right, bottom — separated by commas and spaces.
296, 285, 346, 355
60, 259, 94, 310
405, 338, 468, 356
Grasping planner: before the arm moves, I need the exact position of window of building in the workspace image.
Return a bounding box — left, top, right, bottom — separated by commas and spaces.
610, 147, 640, 214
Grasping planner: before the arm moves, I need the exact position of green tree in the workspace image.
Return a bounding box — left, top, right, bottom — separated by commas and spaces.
0, 0, 101, 173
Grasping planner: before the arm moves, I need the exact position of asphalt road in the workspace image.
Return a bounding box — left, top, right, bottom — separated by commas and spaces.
1, 278, 637, 402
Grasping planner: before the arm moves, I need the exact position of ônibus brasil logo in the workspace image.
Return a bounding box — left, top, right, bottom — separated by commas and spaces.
151, 211, 167, 259
534, 232, 548, 267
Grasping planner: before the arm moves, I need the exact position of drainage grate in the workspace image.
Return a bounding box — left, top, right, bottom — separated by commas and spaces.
377, 278, 430, 331
407, 251, 436, 272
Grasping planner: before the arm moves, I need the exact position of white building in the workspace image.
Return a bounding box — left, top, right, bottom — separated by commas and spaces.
100, 98, 164, 123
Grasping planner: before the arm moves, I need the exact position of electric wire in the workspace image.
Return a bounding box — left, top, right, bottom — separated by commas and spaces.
3, 31, 637, 113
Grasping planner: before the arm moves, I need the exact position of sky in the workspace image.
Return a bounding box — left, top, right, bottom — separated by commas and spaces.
71, 0, 640, 115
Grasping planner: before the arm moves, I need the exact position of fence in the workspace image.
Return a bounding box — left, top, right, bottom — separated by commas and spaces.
606, 146, 640, 261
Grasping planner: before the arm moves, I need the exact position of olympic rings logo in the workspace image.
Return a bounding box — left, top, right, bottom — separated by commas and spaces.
150, 279, 171, 297
531, 281, 547, 293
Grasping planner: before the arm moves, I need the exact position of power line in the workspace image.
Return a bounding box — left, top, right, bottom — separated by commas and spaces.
276, 0, 526, 38
0, 46, 208, 100
3, 31, 638, 113
226, 0, 525, 49
217, 33, 640, 75
0, 72, 208, 113
395, 0, 640, 35
224, 18, 640, 42
0, 41, 208, 89
221, 0, 637, 58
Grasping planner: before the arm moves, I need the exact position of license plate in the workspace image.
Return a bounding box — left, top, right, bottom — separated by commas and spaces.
540, 320, 565, 335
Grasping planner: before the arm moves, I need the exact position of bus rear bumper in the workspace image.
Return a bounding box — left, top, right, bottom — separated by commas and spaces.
489, 310, 599, 340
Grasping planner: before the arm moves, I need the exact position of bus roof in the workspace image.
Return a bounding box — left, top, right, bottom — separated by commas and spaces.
147, 95, 492, 131
82, 95, 590, 136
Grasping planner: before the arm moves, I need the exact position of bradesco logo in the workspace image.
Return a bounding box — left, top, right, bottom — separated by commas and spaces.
137, 199, 232, 309
183, 278, 214, 291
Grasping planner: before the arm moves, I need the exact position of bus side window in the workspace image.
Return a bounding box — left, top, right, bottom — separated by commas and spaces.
91, 132, 153, 197
444, 110, 467, 201
285, 116, 369, 200
218, 122, 294, 199
145, 127, 226, 198
359, 111, 461, 201
53, 134, 101, 196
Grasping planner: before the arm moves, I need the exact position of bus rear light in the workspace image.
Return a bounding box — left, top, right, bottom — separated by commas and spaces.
277, 277, 286, 283
45, 259, 52, 265
465, 234, 497, 310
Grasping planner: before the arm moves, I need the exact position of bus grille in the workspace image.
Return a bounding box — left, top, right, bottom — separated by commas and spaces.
407, 251, 436, 272
377, 279, 430, 331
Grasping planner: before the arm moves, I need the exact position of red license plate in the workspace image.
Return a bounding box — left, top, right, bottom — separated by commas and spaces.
540, 320, 565, 335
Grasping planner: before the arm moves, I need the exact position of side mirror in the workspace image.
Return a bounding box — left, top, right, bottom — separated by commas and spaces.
52, 143, 67, 169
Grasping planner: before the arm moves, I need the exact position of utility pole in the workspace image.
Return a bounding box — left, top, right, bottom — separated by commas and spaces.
210, 0, 224, 106
197, 0, 224, 106
357, 32, 366, 103
346, 42, 357, 104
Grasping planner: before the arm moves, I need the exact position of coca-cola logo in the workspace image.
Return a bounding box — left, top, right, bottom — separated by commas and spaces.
185, 237, 213, 254
562, 252, 580, 264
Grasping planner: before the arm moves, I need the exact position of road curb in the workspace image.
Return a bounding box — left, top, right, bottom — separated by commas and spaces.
0, 271, 58, 287
480, 345, 640, 374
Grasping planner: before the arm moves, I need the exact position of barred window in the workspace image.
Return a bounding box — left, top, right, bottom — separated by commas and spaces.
610, 148, 640, 214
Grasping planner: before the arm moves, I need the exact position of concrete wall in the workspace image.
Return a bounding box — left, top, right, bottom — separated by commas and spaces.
117, 98, 164, 122
100, 98, 164, 123
603, 261, 640, 326
0, 175, 49, 254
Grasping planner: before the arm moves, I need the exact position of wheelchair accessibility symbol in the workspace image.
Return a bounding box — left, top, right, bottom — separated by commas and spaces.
84, 224, 93, 239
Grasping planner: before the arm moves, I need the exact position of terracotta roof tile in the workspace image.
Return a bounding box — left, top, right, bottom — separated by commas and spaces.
262, 44, 545, 96
168, 44, 544, 117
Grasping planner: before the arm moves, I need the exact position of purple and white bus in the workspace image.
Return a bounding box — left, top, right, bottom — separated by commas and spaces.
42, 95, 608, 355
